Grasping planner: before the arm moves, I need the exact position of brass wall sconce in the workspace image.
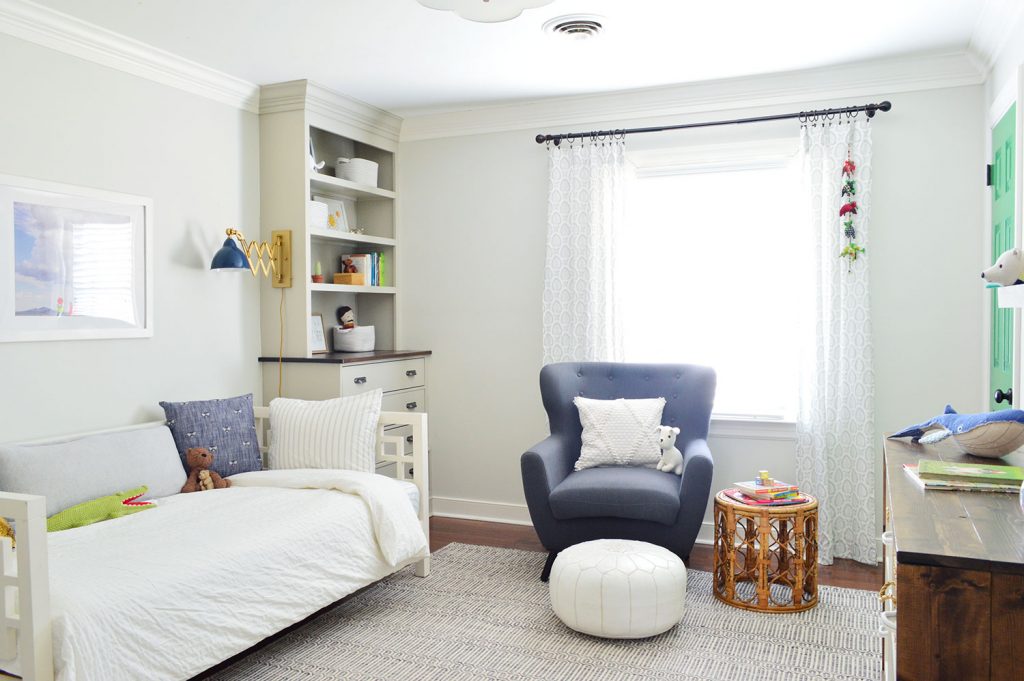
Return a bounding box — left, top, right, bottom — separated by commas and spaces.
210, 228, 292, 288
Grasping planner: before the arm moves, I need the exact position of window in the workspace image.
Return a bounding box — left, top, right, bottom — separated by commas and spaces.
620, 147, 804, 420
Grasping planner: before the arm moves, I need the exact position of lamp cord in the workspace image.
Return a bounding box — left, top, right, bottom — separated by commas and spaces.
278, 287, 285, 398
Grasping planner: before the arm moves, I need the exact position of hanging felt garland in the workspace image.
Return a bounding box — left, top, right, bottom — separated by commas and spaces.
839, 154, 864, 269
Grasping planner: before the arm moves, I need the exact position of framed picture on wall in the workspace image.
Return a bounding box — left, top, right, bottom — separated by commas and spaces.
309, 313, 328, 354
0, 174, 153, 343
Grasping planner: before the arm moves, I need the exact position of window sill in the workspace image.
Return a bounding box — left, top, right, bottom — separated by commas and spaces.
709, 416, 796, 441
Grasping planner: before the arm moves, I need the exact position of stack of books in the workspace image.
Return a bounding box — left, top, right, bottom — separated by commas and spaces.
724, 479, 809, 506
903, 460, 1024, 493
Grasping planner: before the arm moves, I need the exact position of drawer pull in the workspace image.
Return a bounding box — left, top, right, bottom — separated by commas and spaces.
406, 370, 418, 377
406, 435, 414, 443
405, 401, 418, 410
354, 377, 367, 385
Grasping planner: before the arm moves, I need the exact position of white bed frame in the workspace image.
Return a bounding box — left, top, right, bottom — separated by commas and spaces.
0, 408, 430, 681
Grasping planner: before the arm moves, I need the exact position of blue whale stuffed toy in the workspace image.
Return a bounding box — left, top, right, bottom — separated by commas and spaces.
888, 404, 1024, 458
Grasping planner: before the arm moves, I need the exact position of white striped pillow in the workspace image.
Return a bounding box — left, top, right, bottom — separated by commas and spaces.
268, 390, 383, 472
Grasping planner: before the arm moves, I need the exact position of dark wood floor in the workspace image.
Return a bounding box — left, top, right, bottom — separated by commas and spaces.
431, 516, 884, 591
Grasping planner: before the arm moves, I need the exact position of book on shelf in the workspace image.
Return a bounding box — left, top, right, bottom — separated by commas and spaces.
733, 480, 799, 500
340, 253, 384, 287
916, 459, 1024, 485
903, 464, 1022, 493
723, 489, 810, 506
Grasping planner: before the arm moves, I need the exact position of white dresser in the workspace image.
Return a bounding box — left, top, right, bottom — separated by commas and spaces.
259, 350, 430, 477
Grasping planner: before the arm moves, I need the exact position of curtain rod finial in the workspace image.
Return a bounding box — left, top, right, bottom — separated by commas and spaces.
535, 134, 547, 144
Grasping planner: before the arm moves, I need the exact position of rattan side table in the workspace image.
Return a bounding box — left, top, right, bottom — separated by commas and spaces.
712, 490, 819, 612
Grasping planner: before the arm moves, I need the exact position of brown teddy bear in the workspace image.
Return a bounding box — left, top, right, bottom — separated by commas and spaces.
180, 447, 231, 493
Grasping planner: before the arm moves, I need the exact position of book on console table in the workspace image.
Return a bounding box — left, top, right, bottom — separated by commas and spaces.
903, 464, 1021, 493
916, 459, 1024, 485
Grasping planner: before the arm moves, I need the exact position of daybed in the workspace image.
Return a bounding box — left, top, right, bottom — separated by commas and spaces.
0, 406, 430, 681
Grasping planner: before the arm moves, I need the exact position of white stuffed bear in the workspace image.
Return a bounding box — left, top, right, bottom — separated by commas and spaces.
655, 425, 683, 475
982, 248, 1024, 286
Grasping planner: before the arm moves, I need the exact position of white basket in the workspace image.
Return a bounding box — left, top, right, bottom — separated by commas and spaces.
335, 158, 379, 187
333, 326, 375, 352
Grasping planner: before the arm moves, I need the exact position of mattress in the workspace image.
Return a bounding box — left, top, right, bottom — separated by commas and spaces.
3, 477, 423, 681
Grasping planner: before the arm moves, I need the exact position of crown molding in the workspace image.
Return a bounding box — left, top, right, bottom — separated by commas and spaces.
0, 0, 260, 112
398, 50, 985, 142
260, 80, 403, 144
969, 0, 1024, 71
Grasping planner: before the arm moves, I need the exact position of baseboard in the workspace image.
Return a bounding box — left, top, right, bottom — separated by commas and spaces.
430, 496, 533, 526
695, 521, 714, 546
431, 498, 718, 547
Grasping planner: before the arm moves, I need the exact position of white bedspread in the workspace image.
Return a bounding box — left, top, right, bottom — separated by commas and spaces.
26, 471, 427, 681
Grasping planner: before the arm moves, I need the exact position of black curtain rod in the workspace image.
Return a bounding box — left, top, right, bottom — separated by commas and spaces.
534, 101, 892, 145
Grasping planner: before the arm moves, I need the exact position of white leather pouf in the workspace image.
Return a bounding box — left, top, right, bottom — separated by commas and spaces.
549, 539, 687, 639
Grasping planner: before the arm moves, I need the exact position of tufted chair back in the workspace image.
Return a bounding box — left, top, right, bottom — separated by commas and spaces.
540, 362, 716, 453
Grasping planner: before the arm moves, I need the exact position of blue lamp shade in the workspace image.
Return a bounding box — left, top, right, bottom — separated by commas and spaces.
210, 237, 249, 272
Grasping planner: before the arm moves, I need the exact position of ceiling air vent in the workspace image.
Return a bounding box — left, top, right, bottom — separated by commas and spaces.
542, 14, 604, 40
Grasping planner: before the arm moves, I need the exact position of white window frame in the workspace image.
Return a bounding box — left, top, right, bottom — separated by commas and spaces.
626, 137, 800, 434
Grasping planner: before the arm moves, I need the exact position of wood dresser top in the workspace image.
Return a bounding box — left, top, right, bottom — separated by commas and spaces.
257, 350, 432, 365
884, 436, 1024, 574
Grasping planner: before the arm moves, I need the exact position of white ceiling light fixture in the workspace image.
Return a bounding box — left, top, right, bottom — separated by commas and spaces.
417, 0, 555, 23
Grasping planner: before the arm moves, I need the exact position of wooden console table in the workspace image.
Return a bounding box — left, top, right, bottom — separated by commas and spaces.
884, 436, 1024, 681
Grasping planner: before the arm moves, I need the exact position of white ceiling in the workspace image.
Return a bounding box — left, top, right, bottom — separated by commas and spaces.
29, 0, 994, 115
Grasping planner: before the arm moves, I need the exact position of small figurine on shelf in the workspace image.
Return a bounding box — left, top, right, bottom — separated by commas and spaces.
311, 261, 324, 284
336, 306, 356, 329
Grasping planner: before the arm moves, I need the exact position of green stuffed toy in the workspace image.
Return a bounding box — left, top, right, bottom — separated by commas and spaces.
47, 486, 155, 532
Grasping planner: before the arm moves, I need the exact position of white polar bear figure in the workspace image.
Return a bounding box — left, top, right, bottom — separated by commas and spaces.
982, 248, 1024, 286
655, 425, 683, 475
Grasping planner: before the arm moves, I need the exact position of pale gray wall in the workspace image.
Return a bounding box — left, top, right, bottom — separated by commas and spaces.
0, 34, 262, 442
398, 84, 985, 537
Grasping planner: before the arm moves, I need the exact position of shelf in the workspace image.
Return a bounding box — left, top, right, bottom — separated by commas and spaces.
310, 283, 397, 294
997, 284, 1024, 308
308, 173, 396, 200
309, 230, 396, 247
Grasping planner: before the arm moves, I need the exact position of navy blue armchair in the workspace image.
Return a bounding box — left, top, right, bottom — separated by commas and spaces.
521, 362, 716, 581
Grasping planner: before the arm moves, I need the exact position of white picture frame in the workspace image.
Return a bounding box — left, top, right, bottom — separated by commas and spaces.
312, 194, 350, 232
309, 313, 328, 355
0, 174, 153, 343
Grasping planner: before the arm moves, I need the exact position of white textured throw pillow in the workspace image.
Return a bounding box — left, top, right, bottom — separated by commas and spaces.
269, 390, 383, 472
573, 396, 667, 471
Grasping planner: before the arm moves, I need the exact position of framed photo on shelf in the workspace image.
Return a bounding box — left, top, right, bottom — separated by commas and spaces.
0, 173, 153, 343
309, 313, 328, 354
312, 194, 349, 232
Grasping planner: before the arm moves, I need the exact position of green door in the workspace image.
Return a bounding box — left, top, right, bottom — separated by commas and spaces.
991, 103, 1016, 411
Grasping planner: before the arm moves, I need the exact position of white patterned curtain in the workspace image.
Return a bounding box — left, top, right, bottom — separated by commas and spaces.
542, 140, 626, 364
795, 120, 877, 565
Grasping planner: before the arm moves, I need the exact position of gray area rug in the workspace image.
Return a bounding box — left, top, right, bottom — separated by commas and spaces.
210, 543, 881, 680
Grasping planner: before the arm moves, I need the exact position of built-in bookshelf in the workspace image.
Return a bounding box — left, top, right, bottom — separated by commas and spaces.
258, 80, 402, 357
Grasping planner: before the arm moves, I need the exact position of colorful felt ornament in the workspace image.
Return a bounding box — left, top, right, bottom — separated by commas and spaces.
839, 152, 864, 269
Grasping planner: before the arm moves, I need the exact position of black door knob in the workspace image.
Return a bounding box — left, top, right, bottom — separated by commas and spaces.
995, 388, 1013, 404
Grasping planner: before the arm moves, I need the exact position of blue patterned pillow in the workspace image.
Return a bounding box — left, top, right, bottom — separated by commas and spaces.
159, 394, 262, 477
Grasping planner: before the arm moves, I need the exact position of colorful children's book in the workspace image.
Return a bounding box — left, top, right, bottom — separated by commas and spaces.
916, 459, 1024, 485
733, 480, 799, 499
723, 489, 809, 506
903, 464, 1021, 493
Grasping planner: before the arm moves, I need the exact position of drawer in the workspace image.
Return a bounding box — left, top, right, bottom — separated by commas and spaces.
341, 359, 425, 396
381, 388, 425, 415
382, 424, 415, 455
375, 461, 397, 478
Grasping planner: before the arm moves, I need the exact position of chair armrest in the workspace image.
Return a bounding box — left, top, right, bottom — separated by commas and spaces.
521, 436, 574, 498
679, 437, 713, 499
